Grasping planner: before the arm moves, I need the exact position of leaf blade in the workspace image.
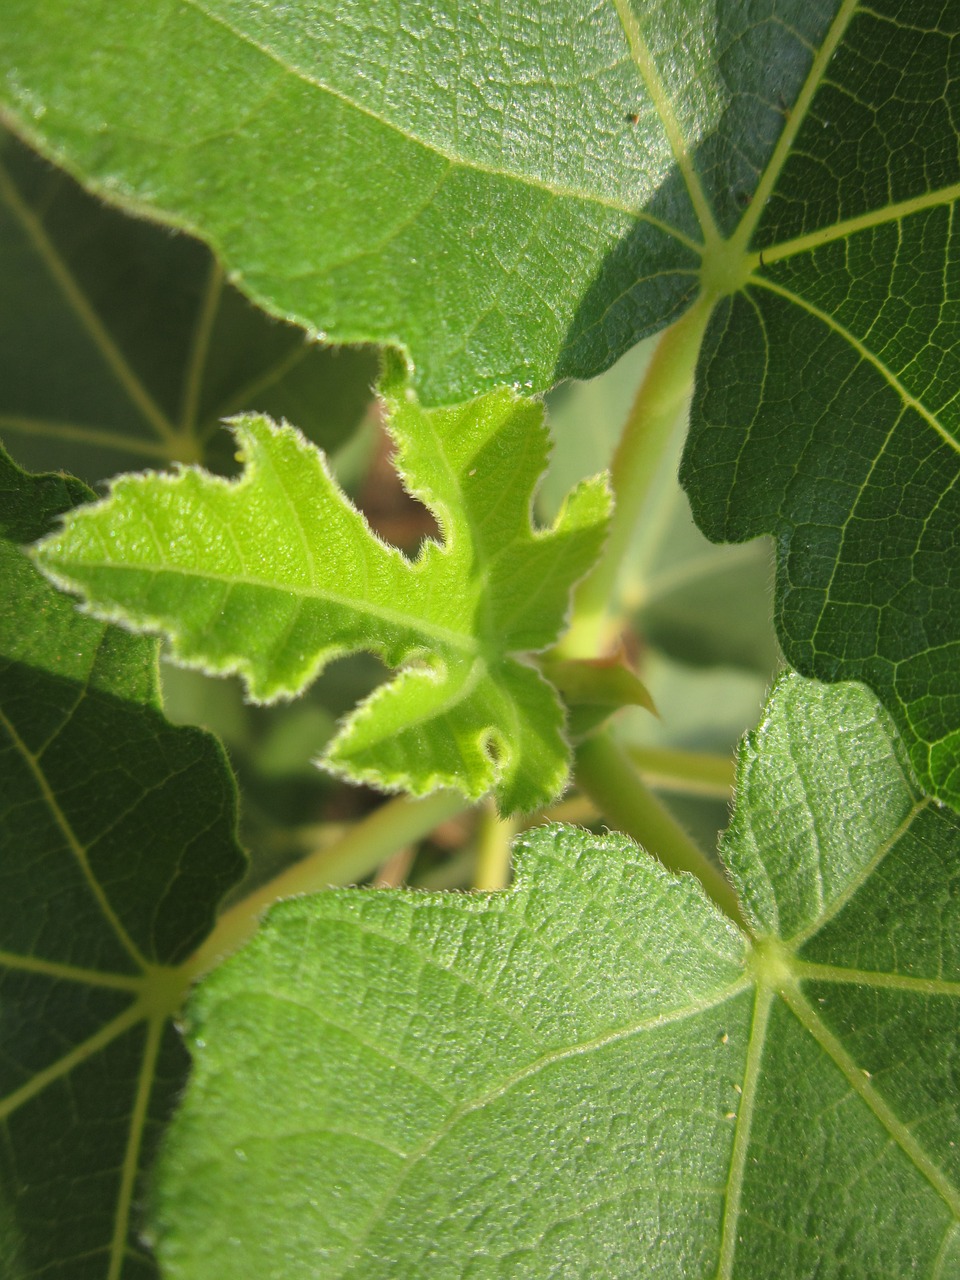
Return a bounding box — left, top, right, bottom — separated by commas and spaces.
33, 392, 611, 811
5, 1, 958, 804
0, 125, 377, 484
0, 445, 246, 1276
683, 1, 960, 808
152, 673, 960, 1276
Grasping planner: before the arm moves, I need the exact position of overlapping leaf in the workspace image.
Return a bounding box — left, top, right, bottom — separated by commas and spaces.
0, 1, 871, 402
0, 125, 377, 484
0, 446, 245, 1277
151, 673, 960, 1277
0, 0, 710, 403
682, 1, 960, 810
33, 374, 611, 812
3, 2, 957, 807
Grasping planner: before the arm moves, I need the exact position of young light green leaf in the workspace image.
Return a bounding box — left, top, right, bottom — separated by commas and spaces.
33, 377, 611, 812
0, 124, 377, 485
0, 445, 246, 1277
151, 673, 960, 1277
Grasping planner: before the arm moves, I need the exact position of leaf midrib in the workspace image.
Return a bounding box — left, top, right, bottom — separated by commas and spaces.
728, 0, 860, 257
610, 0, 718, 245
0, 157, 179, 448
758, 182, 960, 267
717, 953, 960, 1275
716, 984, 772, 1280
0, 1000, 144, 1123
0, 949, 141, 990
106, 1012, 167, 1280
794, 959, 960, 998
788, 796, 929, 949
40, 555, 483, 657
754, 278, 960, 454
0, 701, 148, 970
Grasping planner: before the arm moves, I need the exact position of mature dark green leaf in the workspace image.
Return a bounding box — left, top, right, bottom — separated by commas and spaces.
0, 126, 377, 485
682, 1, 960, 811
1, 0, 709, 403
0, 446, 245, 1277
4, 1, 955, 805
151, 674, 960, 1277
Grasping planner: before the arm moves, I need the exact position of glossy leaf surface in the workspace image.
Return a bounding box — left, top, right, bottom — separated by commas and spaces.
152, 674, 960, 1277
33, 377, 611, 812
0, 447, 245, 1277
3, 2, 956, 805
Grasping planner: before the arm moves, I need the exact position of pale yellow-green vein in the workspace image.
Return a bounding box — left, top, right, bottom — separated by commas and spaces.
0, 705, 149, 971
794, 961, 960, 999
179, 257, 224, 436
758, 181, 960, 267
781, 981, 960, 1217
0, 413, 174, 461
40, 557, 481, 658
932, 1222, 960, 1279
333, 976, 748, 1276
0, 159, 179, 446
179, 0, 695, 246
0, 1000, 144, 1121
610, 0, 717, 247
788, 798, 927, 950
753, 278, 959, 454
106, 1013, 165, 1280
730, 0, 860, 256
204, 340, 311, 436
0, 950, 142, 991
716, 985, 774, 1280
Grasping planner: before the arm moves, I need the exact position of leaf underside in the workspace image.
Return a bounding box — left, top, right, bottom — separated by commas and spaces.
33, 378, 611, 813
0, 446, 246, 1278
152, 673, 960, 1278
2, 0, 958, 807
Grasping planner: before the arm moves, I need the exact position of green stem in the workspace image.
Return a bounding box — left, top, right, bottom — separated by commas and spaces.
472, 801, 519, 890
626, 744, 735, 799
181, 788, 468, 982
575, 731, 746, 930
560, 293, 714, 658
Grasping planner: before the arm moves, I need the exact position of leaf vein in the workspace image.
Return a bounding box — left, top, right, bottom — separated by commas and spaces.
752, 277, 959, 453
179, 0, 693, 241
0, 159, 178, 447
781, 982, 960, 1217
334, 977, 749, 1276
0, 705, 149, 972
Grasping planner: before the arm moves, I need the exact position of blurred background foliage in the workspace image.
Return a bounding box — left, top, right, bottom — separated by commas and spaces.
1, 124, 781, 892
